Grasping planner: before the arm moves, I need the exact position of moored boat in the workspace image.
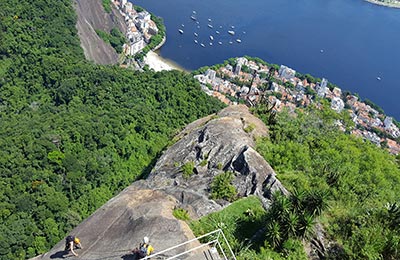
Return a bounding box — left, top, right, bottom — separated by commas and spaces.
178, 29, 184, 34
208, 24, 213, 29
228, 30, 235, 35
209, 35, 214, 41
236, 39, 241, 43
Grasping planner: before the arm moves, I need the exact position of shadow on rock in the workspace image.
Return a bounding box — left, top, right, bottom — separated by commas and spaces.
121, 253, 137, 260
49, 251, 69, 259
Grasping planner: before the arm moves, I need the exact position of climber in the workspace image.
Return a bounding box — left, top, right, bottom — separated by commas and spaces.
65, 235, 83, 257
131, 236, 154, 259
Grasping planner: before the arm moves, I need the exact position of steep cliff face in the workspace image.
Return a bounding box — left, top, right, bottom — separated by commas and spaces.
33, 105, 288, 260
74, 0, 127, 64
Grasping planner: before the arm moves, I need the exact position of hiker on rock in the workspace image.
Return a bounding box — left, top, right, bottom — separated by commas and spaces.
132, 236, 154, 259
65, 235, 82, 257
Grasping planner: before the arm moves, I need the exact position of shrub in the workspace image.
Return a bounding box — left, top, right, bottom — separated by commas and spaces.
181, 161, 195, 179
210, 172, 237, 202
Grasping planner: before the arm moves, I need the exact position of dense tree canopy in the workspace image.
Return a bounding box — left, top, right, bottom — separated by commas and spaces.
0, 0, 224, 259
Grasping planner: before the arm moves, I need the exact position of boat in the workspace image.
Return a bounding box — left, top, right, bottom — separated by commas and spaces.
196, 21, 200, 24
209, 42, 213, 46
376, 76, 382, 81
209, 35, 214, 41
320, 49, 324, 53
236, 39, 241, 43
197, 25, 200, 29
194, 39, 198, 44
192, 10, 197, 14
229, 41, 233, 44
228, 30, 235, 35
208, 24, 213, 29
216, 30, 220, 34
181, 24, 184, 27
208, 18, 212, 22
218, 41, 222, 45
178, 29, 184, 34
200, 43, 205, 47
190, 15, 197, 21
194, 32, 198, 37
231, 25, 235, 29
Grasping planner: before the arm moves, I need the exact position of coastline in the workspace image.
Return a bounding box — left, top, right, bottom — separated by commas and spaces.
365, 0, 400, 8
144, 50, 186, 72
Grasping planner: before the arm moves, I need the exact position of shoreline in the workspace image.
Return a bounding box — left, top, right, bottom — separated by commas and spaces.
365, 0, 400, 8
144, 50, 187, 72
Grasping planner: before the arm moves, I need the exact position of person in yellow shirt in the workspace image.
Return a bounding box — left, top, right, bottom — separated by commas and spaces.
65, 235, 83, 256
132, 236, 154, 259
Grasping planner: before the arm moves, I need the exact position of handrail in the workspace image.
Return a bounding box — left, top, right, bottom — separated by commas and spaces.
142, 229, 223, 260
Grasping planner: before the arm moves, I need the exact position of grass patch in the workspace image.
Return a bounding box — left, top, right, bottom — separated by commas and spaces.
244, 123, 256, 133
190, 196, 267, 254
199, 160, 208, 167
173, 208, 190, 221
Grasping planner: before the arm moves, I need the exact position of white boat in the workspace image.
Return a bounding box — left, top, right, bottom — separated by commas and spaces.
192, 10, 197, 14
209, 35, 214, 41
194, 32, 198, 37
231, 25, 235, 29
216, 30, 220, 34
181, 24, 184, 27
208, 18, 212, 22
376, 76, 382, 81
228, 30, 235, 35
208, 24, 213, 29
229, 41, 233, 44
194, 40, 198, 44
236, 39, 242, 43
197, 25, 200, 29
320, 49, 324, 53
178, 29, 184, 34
209, 42, 213, 46
200, 43, 205, 47
190, 15, 197, 21
218, 41, 222, 45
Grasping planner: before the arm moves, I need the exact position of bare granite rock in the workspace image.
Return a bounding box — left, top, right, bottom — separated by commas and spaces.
147, 105, 288, 217
74, 0, 127, 64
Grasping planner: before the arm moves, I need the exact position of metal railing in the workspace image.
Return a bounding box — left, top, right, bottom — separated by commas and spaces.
142, 229, 236, 260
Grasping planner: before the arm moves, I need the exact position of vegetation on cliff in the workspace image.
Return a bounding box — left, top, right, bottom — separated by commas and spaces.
0, 0, 223, 259
254, 104, 400, 259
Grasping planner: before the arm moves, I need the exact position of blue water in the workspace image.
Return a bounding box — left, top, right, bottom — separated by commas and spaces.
132, 0, 400, 120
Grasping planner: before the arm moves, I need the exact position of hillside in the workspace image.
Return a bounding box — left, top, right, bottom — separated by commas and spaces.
74, 0, 126, 64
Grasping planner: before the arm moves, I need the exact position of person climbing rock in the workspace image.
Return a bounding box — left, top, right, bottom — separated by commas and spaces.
65, 235, 83, 257
131, 236, 154, 259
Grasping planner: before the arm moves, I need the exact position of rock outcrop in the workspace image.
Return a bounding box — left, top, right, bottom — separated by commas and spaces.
33, 105, 288, 260
74, 0, 127, 64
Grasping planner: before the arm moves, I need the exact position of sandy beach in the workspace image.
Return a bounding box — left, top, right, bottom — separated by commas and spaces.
144, 51, 184, 72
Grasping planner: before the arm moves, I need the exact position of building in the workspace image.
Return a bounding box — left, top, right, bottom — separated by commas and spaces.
278, 65, 296, 80
234, 64, 241, 75
331, 97, 345, 113
205, 69, 216, 81
320, 78, 328, 89
124, 2, 133, 12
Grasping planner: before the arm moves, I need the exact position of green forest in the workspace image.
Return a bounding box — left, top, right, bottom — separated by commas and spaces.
0, 0, 223, 259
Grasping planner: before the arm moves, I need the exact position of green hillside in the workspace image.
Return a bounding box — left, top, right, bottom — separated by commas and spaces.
0, 1, 224, 259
